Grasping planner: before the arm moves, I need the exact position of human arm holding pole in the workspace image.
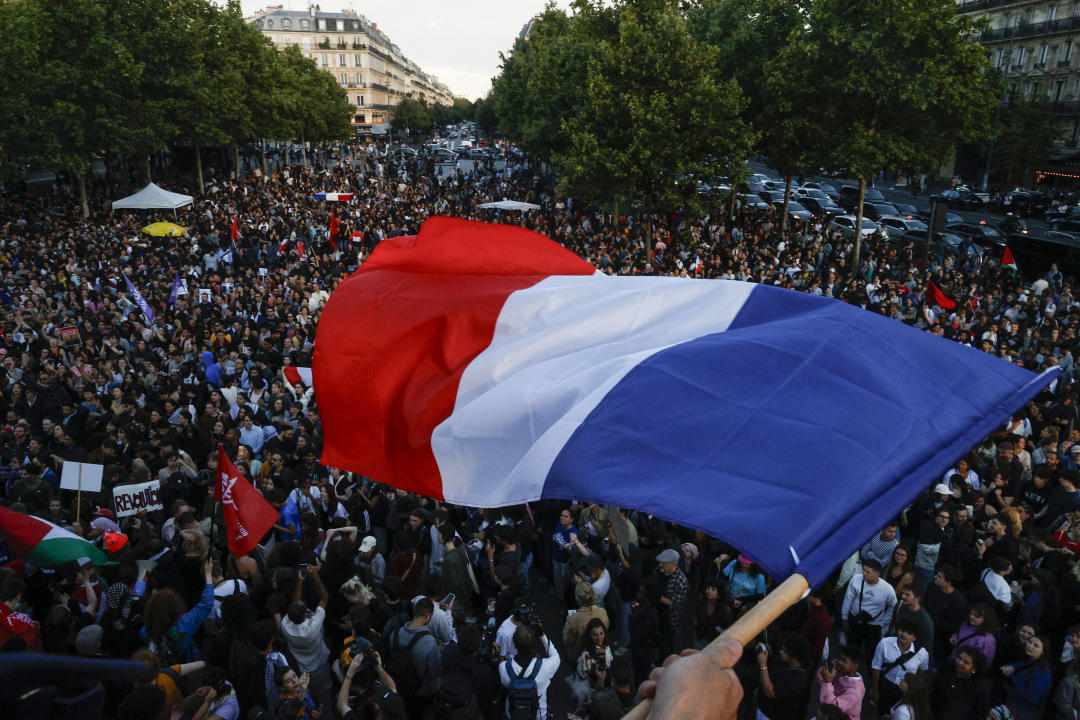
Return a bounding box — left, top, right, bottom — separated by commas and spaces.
624, 573, 809, 720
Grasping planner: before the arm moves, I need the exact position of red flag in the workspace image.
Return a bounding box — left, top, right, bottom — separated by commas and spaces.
350, 231, 364, 243
928, 280, 956, 310
277, 236, 290, 254
215, 447, 277, 558
328, 213, 339, 250
298, 240, 306, 261
231, 218, 241, 242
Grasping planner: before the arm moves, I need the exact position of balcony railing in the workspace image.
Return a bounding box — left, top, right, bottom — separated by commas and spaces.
957, 0, 1042, 13
370, 83, 390, 92
981, 16, 1080, 42
317, 40, 330, 49
1032, 100, 1080, 114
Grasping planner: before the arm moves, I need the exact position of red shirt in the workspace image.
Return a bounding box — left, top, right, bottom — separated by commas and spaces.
0, 604, 41, 651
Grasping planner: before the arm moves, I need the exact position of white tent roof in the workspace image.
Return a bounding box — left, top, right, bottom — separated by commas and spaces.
111, 183, 193, 211
477, 199, 540, 211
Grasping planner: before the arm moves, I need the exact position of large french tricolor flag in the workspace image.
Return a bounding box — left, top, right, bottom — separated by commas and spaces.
315, 217, 1056, 584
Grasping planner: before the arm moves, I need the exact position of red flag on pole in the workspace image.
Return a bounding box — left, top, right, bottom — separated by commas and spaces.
350, 231, 364, 243
298, 240, 306, 261
328, 213, 339, 251
215, 447, 277, 558
277, 236, 290, 254
230, 217, 241, 243
927, 280, 957, 310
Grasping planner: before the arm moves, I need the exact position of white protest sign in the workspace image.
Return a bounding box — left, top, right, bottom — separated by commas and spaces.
60, 462, 103, 492
112, 480, 164, 517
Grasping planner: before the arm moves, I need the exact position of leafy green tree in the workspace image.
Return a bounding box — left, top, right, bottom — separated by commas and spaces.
391, 98, 432, 137
555, 0, 754, 246
990, 101, 1061, 189
774, 0, 996, 270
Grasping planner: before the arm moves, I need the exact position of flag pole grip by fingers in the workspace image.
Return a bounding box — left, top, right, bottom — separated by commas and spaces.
620, 573, 810, 720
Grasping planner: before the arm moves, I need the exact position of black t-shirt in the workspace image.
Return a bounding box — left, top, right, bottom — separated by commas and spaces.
756, 666, 810, 719
1019, 480, 1051, 512
342, 681, 406, 720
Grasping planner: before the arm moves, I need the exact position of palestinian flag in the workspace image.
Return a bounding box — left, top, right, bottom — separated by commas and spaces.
1001, 246, 1018, 275
0, 506, 111, 567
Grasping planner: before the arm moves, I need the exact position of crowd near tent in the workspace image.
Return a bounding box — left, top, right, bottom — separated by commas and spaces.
111, 183, 194, 215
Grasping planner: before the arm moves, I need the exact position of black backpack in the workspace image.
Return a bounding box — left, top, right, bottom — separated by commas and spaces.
433, 650, 479, 718
504, 658, 542, 720
385, 627, 429, 696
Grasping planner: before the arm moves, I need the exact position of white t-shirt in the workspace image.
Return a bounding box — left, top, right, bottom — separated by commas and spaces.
496, 616, 517, 660
498, 636, 561, 720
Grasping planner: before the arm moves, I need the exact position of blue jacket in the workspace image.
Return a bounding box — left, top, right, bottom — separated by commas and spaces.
200, 351, 221, 388
1005, 661, 1052, 720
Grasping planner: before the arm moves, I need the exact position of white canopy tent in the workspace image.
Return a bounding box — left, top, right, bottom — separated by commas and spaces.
111, 183, 194, 216
477, 199, 541, 211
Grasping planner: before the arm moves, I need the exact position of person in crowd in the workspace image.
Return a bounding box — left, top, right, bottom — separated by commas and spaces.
756, 632, 812, 720
949, 603, 998, 664
883, 544, 916, 600
889, 673, 933, 720
817, 644, 865, 720
498, 623, 561, 720
841, 559, 897, 669
871, 619, 931, 711
1000, 633, 1054, 720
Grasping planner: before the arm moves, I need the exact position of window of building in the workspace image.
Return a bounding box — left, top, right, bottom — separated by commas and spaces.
1016, 47, 1026, 68
266, 19, 273, 28
302, 36, 310, 47
341, 73, 347, 85
318, 19, 326, 31
339, 54, 346, 66
1031, 81, 1041, 99
997, 49, 1008, 68
1065, 41, 1074, 63
354, 54, 362, 67
321, 54, 329, 67
1039, 44, 1049, 65
301, 19, 309, 29
1071, 121, 1080, 147
1056, 80, 1066, 102
283, 19, 291, 29
359, 96, 364, 107
1048, 6, 1058, 21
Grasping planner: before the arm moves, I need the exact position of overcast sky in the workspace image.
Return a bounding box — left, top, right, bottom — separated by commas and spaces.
238, 1, 574, 100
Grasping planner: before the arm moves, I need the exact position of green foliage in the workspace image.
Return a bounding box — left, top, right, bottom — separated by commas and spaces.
391, 98, 432, 134
992, 101, 1061, 187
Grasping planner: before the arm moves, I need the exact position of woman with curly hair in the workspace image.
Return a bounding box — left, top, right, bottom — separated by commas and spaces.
141, 559, 214, 664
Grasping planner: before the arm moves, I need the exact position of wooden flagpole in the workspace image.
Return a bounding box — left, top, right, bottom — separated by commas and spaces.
621, 573, 810, 720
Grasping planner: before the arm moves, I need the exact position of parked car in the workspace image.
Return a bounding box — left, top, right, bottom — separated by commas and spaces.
795, 187, 828, 201
775, 200, 814, 222
838, 185, 887, 212
828, 214, 881, 238
748, 173, 773, 185
890, 202, 924, 218
430, 148, 456, 162
930, 186, 984, 210
863, 203, 901, 222
910, 209, 963, 226
799, 182, 840, 201
879, 215, 929, 240
945, 222, 1005, 248
1002, 189, 1051, 217
739, 193, 770, 211
758, 190, 787, 205
1050, 217, 1080, 233
800, 196, 845, 219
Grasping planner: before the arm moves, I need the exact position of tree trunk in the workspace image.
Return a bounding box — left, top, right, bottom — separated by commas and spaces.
301, 136, 308, 167
76, 171, 89, 219
234, 144, 241, 180
261, 141, 268, 178
853, 176, 867, 273
613, 198, 619, 232
195, 142, 204, 196
780, 176, 792, 234
144, 157, 152, 184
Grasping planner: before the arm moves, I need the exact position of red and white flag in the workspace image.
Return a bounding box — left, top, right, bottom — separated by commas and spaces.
297, 240, 306, 261
283, 366, 312, 387
350, 231, 364, 244
215, 447, 277, 558
230, 217, 241, 243
277, 236, 290, 254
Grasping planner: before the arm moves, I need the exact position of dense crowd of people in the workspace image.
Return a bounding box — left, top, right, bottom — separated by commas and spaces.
0, 137, 1079, 720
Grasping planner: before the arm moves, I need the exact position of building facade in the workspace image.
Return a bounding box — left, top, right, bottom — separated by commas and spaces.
959, 0, 1080, 182
249, 5, 454, 127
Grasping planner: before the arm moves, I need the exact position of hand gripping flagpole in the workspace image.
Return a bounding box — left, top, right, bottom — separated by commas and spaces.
621, 573, 810, 720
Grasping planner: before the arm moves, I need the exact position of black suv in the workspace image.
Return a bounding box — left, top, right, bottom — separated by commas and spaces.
838, 185, 887, 212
